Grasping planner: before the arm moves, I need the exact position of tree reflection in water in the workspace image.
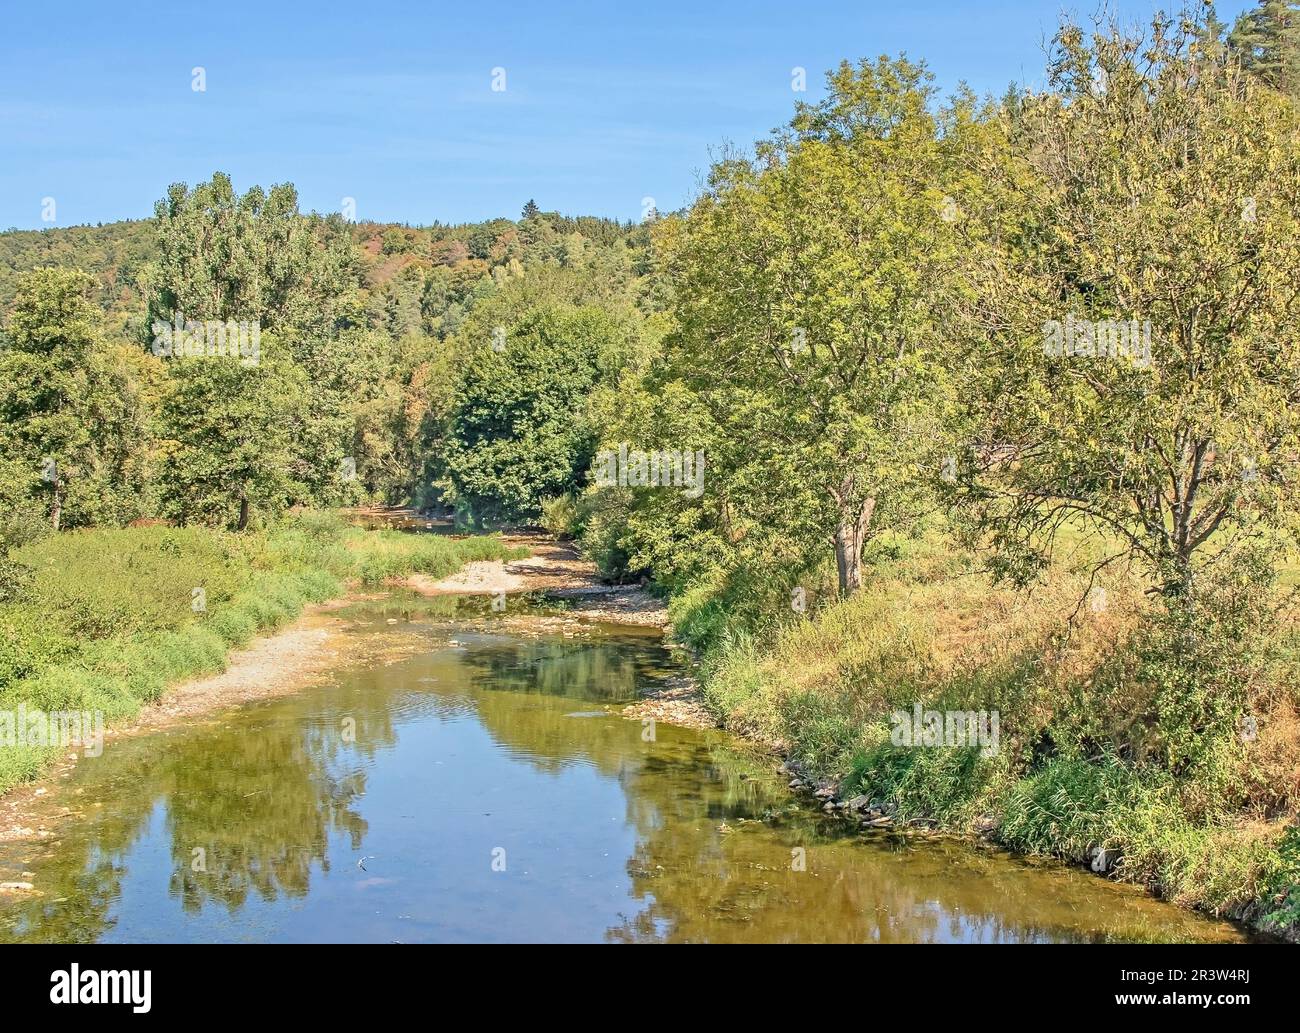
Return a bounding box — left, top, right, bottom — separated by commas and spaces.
0, 602, 1252, 944
0, 669, 400, 942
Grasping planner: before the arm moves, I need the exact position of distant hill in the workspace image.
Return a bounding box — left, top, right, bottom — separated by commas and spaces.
0, 209, 650, 337
0, 221, 154, 331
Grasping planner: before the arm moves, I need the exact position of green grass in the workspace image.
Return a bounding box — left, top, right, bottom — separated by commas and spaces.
0, 511, 521, 793
345, 528, 527, 585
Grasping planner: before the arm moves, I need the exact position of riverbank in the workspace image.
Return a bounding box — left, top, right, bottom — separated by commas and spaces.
0, 516, 694, 852
408, 533, 671, 626
661, 532, 1300, 943
0, 512, 524, 801
0, 598, 441, 852
4, 591, 1250, 944
8, 511, 1284, 940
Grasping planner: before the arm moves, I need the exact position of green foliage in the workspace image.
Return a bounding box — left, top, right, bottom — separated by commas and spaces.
1129, 552, 1281, 800
579, 369, 729, 588
144, 172, 359, 337
848, 739, 999, 825
157, 334, 310, 528
13, 526, 248, 637
962, 12, 1300, 594
691, 518, 1297, 933
538, 493, 579, 538
0, 220, 153, 334
441, 306, 634, 523
1229, 0, 1300, 98
0, 268, 150, 529
1262, 825, 1300, 932
0, 457, 46, 543
0, 605, 78, 685
655, 56, 982, 594
0, 178, 657, 524
667, 579, 737, 655
670, 561, 805, 656
997, 756, 1139, 860
345, 526, 526, 585
998, 756, 1284, 920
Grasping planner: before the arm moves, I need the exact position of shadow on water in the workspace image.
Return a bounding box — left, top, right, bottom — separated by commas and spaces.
0, 592, 1257, 943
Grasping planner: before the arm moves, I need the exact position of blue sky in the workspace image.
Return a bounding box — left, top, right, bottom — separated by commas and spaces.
0, 0, 1253, 230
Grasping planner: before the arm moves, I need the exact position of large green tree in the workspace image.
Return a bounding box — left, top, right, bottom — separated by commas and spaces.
660, 58, 981, 594
1229, 0, 1300, 98
145, 174, 364, 521
158, 334, 309, 529
0, 268, 146, 530
964, 12, 1300, 594
145, 172, 357, 336
441, 305, 634, 523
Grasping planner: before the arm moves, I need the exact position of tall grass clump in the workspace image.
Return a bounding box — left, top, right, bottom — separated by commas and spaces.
345, 526, 526, 584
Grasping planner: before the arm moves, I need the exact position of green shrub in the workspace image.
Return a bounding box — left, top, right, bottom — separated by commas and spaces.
1261, 826, 1300, 935
539, 494, 580, 538
13, 527, 249, 638
1136, 560, 1277, 800
848, 739, 1001, 825
347, 526, 523, 584
0, 604, 77, 685
997, 757, 1139, 860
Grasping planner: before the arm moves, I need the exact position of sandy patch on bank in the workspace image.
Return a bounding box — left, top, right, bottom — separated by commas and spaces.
408, 534, 671, 628
405, 531, 705, 723
133, 606, 423, 729
402, 530, 708, 727
411, 559, 527, 595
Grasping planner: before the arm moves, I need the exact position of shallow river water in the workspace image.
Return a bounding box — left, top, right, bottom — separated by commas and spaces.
0, 593, 1252, 943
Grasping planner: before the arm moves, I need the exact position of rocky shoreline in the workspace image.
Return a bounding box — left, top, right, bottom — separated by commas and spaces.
779, 758, 930, 831
773, 755, 1293, 942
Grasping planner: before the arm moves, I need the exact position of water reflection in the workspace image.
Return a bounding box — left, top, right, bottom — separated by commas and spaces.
0, 597, 1253, 944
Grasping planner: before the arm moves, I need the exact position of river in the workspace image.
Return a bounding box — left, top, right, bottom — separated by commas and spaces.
0, 591, 1252, 943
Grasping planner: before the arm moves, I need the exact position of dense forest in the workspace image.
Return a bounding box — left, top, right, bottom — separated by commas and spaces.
2, 2, 1300, 937
0, 188, 655, 530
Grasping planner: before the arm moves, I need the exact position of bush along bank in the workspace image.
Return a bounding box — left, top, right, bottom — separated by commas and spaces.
0, 511, 524, 794
670, 535, 1300, 942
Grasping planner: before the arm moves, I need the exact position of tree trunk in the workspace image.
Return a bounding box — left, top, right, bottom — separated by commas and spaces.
1162, 552, 1194, 598
236, 497, 250, 531
833, 496, 876, 597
